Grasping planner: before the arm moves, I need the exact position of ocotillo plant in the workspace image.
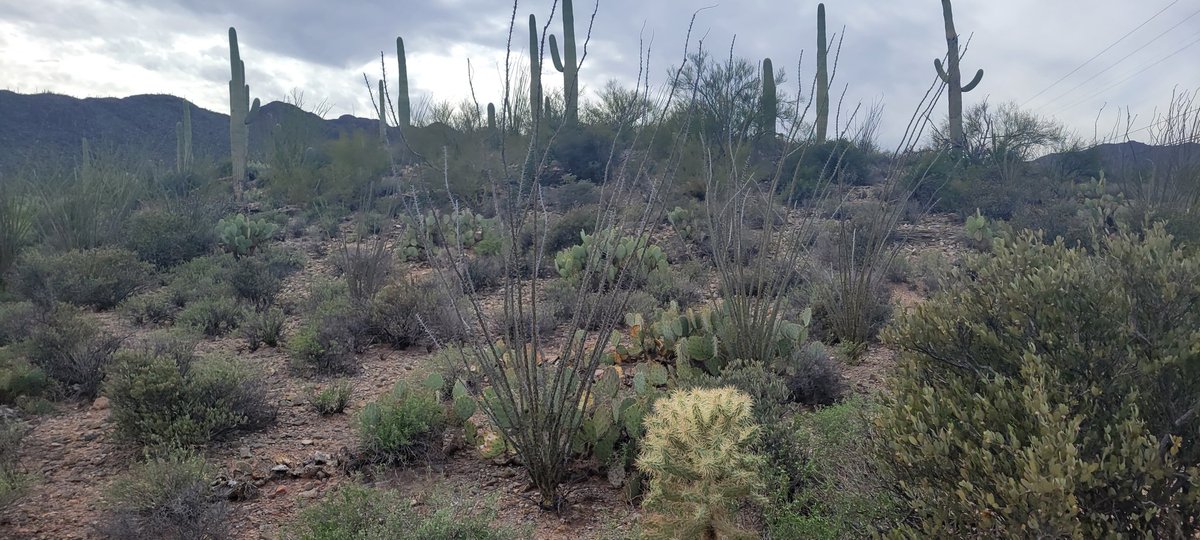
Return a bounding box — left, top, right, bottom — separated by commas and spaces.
934, 0, 983, 150
228, 27, 261, 198
816, 3, 829, 143
176, 101, 193, 173
396, 37, 411, 128
529, 14, 543, 132
548, 0, 579, 125
759, 58, 776, 139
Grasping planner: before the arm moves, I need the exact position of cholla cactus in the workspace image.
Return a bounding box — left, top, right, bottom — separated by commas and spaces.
637, 387, 765, 540
215, 214, 277, 258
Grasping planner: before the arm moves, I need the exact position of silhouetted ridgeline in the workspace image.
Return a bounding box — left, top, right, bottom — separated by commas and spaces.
0, 90, 380, 176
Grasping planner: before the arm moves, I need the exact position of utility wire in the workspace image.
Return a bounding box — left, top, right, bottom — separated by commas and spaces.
1022, 0, 1178, 107
1059, 33, 1200, 113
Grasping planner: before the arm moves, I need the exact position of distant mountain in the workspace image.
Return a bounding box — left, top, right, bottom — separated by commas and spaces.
0, 90, 384, 176
1034, 140, 1200, 180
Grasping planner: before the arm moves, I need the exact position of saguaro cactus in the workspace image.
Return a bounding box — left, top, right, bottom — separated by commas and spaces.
934, 0, 983, 150
396, 37, 411, 128
529, 14, 543, 132
228, 27, 261, 199
487, 102, 496, 131
377, 79, 388, 142
759, 58, 776, 138
815, 3, 830, 143
176, 101, 193, 173
548, 0, 579, 126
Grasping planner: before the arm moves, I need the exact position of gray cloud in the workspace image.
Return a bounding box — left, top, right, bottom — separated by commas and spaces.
2, 0, 1198, 145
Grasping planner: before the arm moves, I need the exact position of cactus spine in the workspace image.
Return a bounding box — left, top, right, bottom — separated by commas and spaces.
529, 14, 543, 132
396, 37, 411, 128
759, 58, 776, 139
548, 0, 579, 126
816, 3, 829, 143
934, 0, 983, 150
228, 27, 260, 200
176, 101, 193, 173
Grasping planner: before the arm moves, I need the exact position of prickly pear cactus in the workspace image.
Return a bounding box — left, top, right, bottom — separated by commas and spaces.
215, 213, 277, 258
553, 229, 669, 287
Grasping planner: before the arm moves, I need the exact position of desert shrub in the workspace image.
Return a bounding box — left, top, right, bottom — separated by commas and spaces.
309, 380, 353, 415
357, 381, 445, 464
910, 250, 951, 294
177, 296, 243, 337
544, 179, 601, 209
332, 238, 391, 303
0, 301, 36, 346
643, 262, 704, 307
120, 290, 178, 326
548, 124, 616, 184
106, 350, 274, 449
229, 255, 282, 309
766, 397, 900, 539
808, 268, 892, 351
637, 387, 765, 539
100, 453, 227, 540
0, 420, 29, 509
241, 308, 284, 352
0, 189, 35, 291
288, 484, 516, 540
460, 255, 505, 293
125, 207, 216, 268
0, 349, 50, 406
164, 254, 236, 307
10, 247, 154, 309
780, 139, 872, 202
368, 282, 423, 348
876, 225, 1200, 536
26, 305, 121, 398
291, 288, 369, 375
541, 206, 600, 256
780, 342, 845, 406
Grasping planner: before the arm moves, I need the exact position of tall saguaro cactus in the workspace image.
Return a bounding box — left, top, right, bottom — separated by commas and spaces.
934, 0, 983, 150
377, 79, 388, 142
815, 3, 830, 143
228, 27, 261, 200
759, 58, 777, 138
396, 37, 411, 128
529, 14, 543, 132
176, 101, 193, 173
548, 0, 579, 125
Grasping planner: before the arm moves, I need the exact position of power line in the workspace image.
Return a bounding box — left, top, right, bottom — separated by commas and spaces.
1021, 0, 1179, 107
1059, 33, 1200, 113
1036, 5, 1200, 113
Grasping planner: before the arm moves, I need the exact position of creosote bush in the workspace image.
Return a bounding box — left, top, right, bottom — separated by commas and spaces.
876, 225, 1200, 536
26, 305, 121, 398
356, 381, 445, 464
100, 452, 227, 540
10, 247, 154, 309
288, 484, 517, 540
177, 296, 243, 337
125, 207, 217, 269
637, 387, 765, 540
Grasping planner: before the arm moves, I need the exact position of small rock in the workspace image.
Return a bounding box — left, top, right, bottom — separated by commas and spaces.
270, 485, 287, 498
239, 447, 253, 459
311, 452, 332, 465
299, 489, 319, 499
270, 464, 290, 475
300, 439, 313, 446
91, 397, 110, 410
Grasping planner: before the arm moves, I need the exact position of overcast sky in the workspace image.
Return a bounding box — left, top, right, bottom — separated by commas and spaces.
2, 0, 1198, 146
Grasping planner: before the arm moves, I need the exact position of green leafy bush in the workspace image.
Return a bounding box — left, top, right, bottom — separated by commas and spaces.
288, 484, 516, 540
26, 305, 121, 398
0, 301, 36, 346
177, 296, 243, 337
10, 247, 154, 309
309, 380, 353, 415
106, 349, 275, 449
120, 290, 178, 326
0, 420, 29, 509
291, 287, 370, 375
357, 381, 445, 464
100, 453, 227, 540
164, 254, 236, 307
125, 207, 216, 268
876, 226, 1200, 536
230, 254, 282, 309
637, 387, 764, 539
0, 349, 50, 406
241, 308, 285, 351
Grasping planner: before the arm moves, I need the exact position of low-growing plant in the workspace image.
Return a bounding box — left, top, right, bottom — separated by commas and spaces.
100, 452, 227, 540
0, 348, 51, 406
288, 484, 517, 540
177, 296, 243, 337
26, 305, 122, 398
125, 207, 217, 269
10, 247, 154, 309
292, 289, 370, 375
0, 419, 29, 509
554, 228, 669, 289
309, 380, 353, 415
120, 290, 178, 326
230, 255, 282, 309
241, 307, 285, 351
0, 301, 36, 346
215, 213, 277, 258
357, 380, 445, 464
164, 254, 236, 307
106, 350, 275, 449
637, 387, 765, 539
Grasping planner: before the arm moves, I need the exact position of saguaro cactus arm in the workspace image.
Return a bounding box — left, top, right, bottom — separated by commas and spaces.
547, 0, 579, 125
815, 2, 830, 142
529, 14, 543, 131
759, 58, 776, 138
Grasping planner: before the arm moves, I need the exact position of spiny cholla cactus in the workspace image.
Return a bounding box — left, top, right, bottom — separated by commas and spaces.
548, 0, 579, 125
934, 0, 984, 149
215, 214, 277, 258
637, 387, 764, 540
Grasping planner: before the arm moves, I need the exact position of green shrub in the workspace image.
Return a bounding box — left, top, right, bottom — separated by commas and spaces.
177, 296, 243, 337
357, 381, 445, 464
0, 420, 29, 509
291, 291, 369, 375
288, 484, 516, 540
876, 225, 1200, 536
0, 301, 36, 346
26, 305, 121, 398
120, 290, 178, 326
230, 254, 282, 309
637, 387, 764, 539
106, 350, 274, 449
164, 254, 236, 307
309, 380, 353, 415
0, 190, 35, 289
241, 308, 285, 351
10, 247, 154, 309
100, 453, 227, 540
125, 207, 216, 268
370, 280, 465, 348
0, 349, 50, 405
